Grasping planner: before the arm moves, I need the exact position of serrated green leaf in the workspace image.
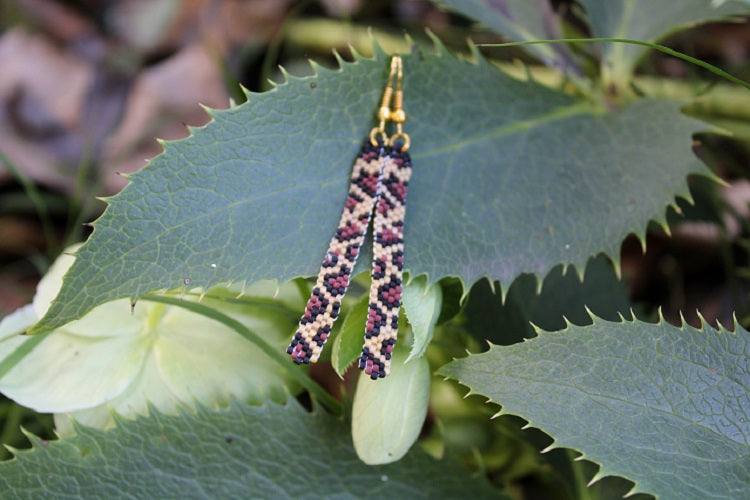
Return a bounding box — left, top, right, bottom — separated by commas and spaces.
579, 0, 750, 82
436, 0, 582, 78
402, 275, 442, 362
332, 291, 370, 378
352, 349, 431, 465
34, 44, 710, 334
465, 254, 632, 346
0, 399, 501, 498
439, 316, 750, 498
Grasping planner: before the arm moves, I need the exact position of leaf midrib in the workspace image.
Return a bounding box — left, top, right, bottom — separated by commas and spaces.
413, 101, 592, 159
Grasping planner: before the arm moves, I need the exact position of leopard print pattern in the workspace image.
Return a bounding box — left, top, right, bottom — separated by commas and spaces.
287, 142, 386, 364
359, 146, 412, 379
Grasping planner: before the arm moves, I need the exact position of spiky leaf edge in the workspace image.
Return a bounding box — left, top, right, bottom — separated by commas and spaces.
29, 35, 716, 335
440, 309, 745, 497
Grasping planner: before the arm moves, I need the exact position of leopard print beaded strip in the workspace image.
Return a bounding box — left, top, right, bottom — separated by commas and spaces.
288, 55, 411, 378
287, 141, 386, 364
359, 146, 411, 379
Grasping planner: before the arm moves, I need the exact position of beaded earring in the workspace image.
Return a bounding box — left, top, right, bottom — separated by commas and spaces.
287, 56, 412, 380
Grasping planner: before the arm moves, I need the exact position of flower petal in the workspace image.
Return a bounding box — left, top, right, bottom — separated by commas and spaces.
0, 304, 38, 341
153, 307, 289, 406
32, 245, 80, 318
0, 299, 150, 413
54, 290, 298, 432
352, 347, 431, 465
54, 348, 185, 435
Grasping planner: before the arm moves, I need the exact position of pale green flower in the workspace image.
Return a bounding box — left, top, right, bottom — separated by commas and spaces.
351, 346, 430, 464
0, 246, 300, 434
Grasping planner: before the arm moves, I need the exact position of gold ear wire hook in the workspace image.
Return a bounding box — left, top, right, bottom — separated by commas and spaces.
389, 56, 410, 151
370, 56, 400, 147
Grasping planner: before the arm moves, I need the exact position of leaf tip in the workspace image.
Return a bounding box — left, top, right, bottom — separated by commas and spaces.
695, 309, 709, 330
586, 471, 605, 488
239, 83, 252, 99
331, 49, 347, 68
656, 216, 673, 236
533, 274, 543, 296
347, 39, 370, 62
306, 57, 326, 78
656, 306, 666, 324
572, 262, 586, 283
707, 170, 730, 188
484, 276, 497, 295
424, 28, 449, 57
635, 232, 648, 254
466, 38, 482, 63
3, 444, 20, 457
367, 28, 387, 58
26, 322, 49, 336
731, 311, 741, 332
678, 309, 688, 328
583, 305, 596, 322
540, 443, 556, 454
611, 255, 624, 280
18, 426, 35, 443
277, 65, 292, 84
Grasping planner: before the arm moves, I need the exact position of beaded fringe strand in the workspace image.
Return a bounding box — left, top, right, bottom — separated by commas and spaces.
287, 141, 386, 365
286, 141, 411, 379
358, 146, 411, 378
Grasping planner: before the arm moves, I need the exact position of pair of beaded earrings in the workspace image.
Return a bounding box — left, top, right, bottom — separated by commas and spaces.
287, 56, 412, 380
